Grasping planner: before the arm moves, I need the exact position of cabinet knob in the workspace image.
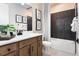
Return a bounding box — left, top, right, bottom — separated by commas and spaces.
8, 48, 11, 51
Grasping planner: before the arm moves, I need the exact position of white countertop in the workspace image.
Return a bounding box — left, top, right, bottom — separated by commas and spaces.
0, 31, 42, 46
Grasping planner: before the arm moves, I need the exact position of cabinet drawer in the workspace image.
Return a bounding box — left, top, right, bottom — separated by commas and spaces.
0, 43, 17, 56
19, 37, 37, 48
5, 51, 17, 56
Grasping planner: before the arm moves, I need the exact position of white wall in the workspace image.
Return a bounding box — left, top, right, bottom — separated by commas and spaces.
51, 3, 75, 13
0, 3, 9, 25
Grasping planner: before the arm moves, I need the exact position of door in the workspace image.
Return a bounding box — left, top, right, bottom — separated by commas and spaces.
19, 46, 30, 56
30, 42, 37, 56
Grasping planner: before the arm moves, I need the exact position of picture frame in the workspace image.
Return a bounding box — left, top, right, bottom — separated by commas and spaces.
36, 9, 41, 19
22, 16, 27, 24
35, 9, 42, 30
16, 15, 22, 23
36, 20, 41, 30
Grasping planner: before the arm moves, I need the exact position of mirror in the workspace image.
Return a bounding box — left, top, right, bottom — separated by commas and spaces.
8, 3, 33, 31
0, 3, 33, 40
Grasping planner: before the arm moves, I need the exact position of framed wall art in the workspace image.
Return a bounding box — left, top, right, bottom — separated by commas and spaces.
35, 9, 42, 30
16, 14, 22, 23
22, 16, 27, 24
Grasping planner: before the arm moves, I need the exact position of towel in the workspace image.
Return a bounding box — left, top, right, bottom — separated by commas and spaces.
71, 17, 78, 32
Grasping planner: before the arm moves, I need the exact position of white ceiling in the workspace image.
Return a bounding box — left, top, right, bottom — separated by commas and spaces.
20, 3, 32, 9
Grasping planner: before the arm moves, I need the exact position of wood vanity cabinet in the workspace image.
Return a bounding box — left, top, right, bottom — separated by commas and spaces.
0, 35, 42, 56
19, 37, 38, 56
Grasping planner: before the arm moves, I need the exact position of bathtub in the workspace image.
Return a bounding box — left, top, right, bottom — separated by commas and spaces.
51, 38, 75, 55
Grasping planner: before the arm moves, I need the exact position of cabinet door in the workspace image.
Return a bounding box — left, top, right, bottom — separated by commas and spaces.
38, 40, 42, 56
19, 46, 30, 56
31, 42, 37, 56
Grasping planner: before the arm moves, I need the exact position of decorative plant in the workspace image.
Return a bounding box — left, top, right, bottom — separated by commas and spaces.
5, 24, 16, 32
0, 24, 16, 32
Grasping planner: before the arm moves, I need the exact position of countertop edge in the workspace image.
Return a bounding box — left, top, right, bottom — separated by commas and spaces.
0, 34, 42, 46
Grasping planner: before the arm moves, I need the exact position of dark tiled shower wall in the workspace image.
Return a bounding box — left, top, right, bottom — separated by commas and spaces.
51, 9, 76, 41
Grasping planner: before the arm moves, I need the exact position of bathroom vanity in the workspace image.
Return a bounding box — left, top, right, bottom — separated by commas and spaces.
0, 33, 42, 56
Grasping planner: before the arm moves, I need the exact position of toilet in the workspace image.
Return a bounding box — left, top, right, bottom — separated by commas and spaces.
43, 41, 52, 51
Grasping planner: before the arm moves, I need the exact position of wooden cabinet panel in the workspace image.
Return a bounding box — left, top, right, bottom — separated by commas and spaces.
31, 42, 37, 56
19, 39, 30, 48
37, 40, 42, 56
19, 38, 37, 48
37, 36, 42, 56
5, 51, 17, 56
19, 46, 30, 56
0, 43, 17, 56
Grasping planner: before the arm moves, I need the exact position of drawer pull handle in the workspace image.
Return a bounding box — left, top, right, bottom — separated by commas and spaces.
8, 48, 11, 51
